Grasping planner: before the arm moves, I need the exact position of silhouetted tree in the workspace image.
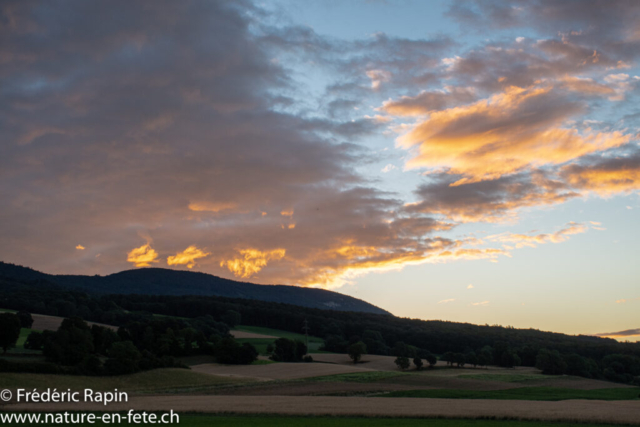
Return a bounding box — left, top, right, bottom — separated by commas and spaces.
413, 357, 423, 370
348, 341, 367, 364
0, 313, 21, 353
395, 356, 410, 370
16, 311, 34, 328
536, 349, 566, 375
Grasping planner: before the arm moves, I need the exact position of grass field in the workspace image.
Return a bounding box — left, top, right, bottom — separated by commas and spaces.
234, 325, 325, 353
383, 387, 640, 401
1, 414, 629, 427
0, 368, 251, 393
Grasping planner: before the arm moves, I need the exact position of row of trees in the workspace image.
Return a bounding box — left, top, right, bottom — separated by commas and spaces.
0, 312, 260, 375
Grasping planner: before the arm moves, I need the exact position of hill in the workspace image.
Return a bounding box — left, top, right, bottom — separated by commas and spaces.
0, 262, 389, 315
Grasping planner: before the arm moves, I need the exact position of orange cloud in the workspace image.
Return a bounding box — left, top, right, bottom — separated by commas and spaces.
188, 201, 238, 213
280, 209, 294, 217
438, 298, 455, 304
76, 245, 85, 250
221, 248, 286, 279
434, 248, 511, 262
127, 243, 159, 267
395, 85, 630, 185
486, 222, 588, 248
562, 165, 640, 196
167, 245, 210, 269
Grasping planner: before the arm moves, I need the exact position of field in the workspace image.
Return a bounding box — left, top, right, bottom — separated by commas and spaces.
2, 315, 639, 425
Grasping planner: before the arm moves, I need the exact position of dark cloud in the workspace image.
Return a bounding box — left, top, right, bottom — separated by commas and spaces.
0, 0, 457, 287
408, 171, 579, 222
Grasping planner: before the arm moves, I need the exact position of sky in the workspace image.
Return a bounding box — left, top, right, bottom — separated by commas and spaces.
1, 0, 639, 341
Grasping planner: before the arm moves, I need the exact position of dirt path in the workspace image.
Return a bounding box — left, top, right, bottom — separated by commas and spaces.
6, 396, 640, 424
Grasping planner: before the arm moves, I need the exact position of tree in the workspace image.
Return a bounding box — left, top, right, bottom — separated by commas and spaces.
536, 349, 567, 375
348, 341, 367, 364
16, 311, 34, 328
413, 357, 423, 370
0, 313, 21, 353
362, 330, 389, 355
478, 346, 493, 368
43, 317, 94, 365
425, 352, 437, 368
24, 331, 45, 350
104, 341, 142, 375
270, 338, 306, 362
214, 338, 258, 364
395, 356, 410, 370
321, 335, 348, 353
453, 352, 466, 367
465, 352, 478, 368
442, 351, 455, 366
501, 351, 520, 368
221, 310, 241, 328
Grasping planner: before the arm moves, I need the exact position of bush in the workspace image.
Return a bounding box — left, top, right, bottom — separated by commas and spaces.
303, 355, 314, 363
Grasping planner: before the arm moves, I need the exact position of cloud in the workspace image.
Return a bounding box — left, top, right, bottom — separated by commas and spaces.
486, 222, 588, 248
1, 0, 638, 291
76, 245, 85, 250
167, 245, 210, 269
616, 299, 627, 304
220, 248, 286, 279
408, 171, 578, 222
438, 298, 455, 304
381, 164, 396, 173
394, 84, 630, 185
561, 153, 640, 196
188, 202, 239, 213
471, 301, 490, 306
382, 87, 476, 116
127, 243, 159, 268
467, 284, 474, 289
593, 328, 640, 338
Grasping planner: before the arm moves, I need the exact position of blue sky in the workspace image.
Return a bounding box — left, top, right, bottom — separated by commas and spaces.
1, 0, 639, 340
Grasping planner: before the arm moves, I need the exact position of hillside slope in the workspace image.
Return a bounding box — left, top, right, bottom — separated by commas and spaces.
0, 262, 389, 315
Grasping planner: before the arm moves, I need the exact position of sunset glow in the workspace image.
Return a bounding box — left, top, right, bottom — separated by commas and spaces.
2, 0, 639, 341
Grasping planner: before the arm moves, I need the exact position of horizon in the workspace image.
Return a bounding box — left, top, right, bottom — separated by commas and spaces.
0, 259, 636, 344
1, 1, 639, 342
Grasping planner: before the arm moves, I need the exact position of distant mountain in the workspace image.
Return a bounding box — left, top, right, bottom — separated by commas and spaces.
0, 262, 390, 315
